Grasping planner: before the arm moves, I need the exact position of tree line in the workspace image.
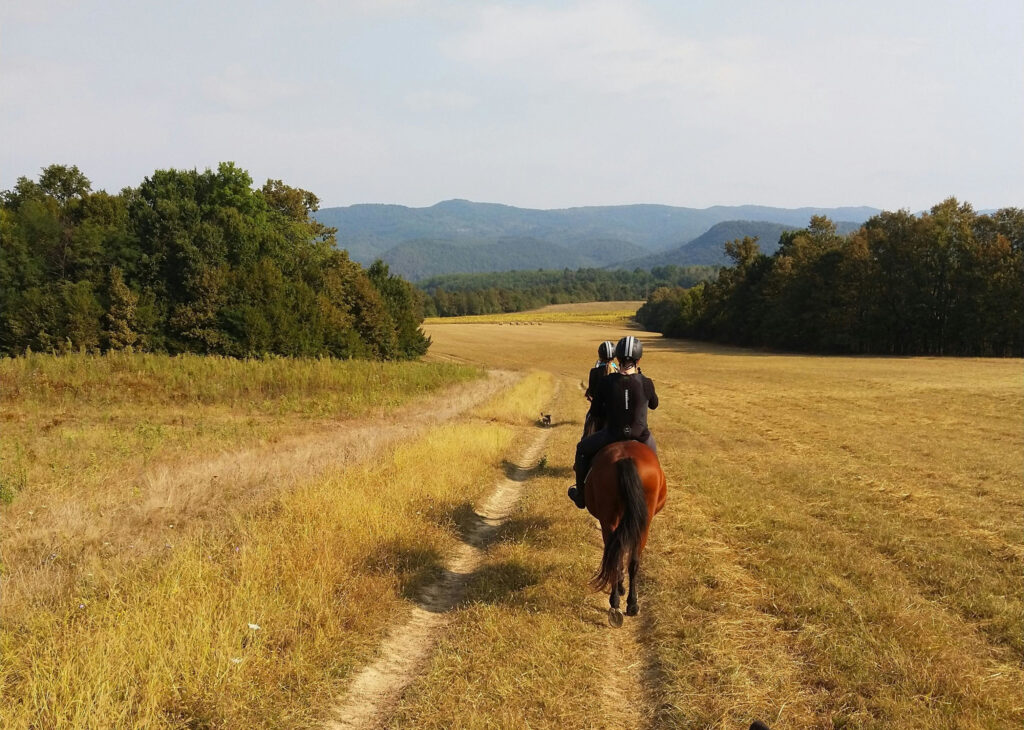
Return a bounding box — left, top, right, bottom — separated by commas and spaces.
0, 163, 429, 359
637, 199, 1023, 356
420, 266, 717, 317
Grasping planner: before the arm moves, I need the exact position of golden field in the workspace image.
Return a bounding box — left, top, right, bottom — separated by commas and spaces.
0, 354, 548, 727
1, 304, 1021, 729
420, 310, 1023, 729
423, 300, 643, 326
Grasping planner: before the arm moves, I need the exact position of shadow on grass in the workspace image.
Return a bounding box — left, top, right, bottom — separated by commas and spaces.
502, 458, 539, 482
447, 504, 555, 547
538, 464, 573, 479
494, 513, 553, 545
502, 455, 573, 482
398, 442, 563, 613
361, 540, 447, 602
633, 574, 685, 729
460, 558, 548, 606
537, 419, 577, 429
449, 501, 488, 546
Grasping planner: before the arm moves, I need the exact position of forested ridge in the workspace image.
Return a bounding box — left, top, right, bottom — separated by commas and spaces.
314, 199, 880, 265
378, 236, 650, 281
0, 164, 429, 359
419, 266, 717, 317
619, 219, 864, 268
637, 199, 1024, 356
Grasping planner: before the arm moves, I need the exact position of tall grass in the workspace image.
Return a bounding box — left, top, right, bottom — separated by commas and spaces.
0, 425, 510, 727
1, 351, 479, 415
0, 351, 479, 538
473, 370, 556, 425
0, 359, 553, 728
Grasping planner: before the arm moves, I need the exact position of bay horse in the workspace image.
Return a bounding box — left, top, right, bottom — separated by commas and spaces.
584, 439, 666, 627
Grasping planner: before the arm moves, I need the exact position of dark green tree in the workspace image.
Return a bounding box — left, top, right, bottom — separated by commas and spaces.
105, 266, 139, 350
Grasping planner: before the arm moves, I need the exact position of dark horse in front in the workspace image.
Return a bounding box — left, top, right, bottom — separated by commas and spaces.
584, 439, 666, 627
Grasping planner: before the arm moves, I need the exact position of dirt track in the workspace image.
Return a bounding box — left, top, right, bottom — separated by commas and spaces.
324, 405, 555, 729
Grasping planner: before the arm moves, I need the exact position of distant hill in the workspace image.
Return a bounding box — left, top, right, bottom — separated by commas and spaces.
621, 219, 865, 268
380, 237, 647, 281
314, 200, 881, 268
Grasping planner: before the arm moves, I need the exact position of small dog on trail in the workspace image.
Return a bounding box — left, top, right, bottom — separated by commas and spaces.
539, 413, 552, 427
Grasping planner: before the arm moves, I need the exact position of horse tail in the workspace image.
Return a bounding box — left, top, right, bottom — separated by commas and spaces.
592, 457, 649, 591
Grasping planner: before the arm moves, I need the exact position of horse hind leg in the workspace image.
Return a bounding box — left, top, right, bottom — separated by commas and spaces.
608, 559, 624, 628
627, 523, 651, 618
625, 555, 640, 617
610, 572, 622, 611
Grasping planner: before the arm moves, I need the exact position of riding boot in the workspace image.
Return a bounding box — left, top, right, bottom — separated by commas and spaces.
567, 461, 586, 509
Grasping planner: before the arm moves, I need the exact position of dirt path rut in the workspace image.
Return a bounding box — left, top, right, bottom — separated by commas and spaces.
323, 424, 553, 729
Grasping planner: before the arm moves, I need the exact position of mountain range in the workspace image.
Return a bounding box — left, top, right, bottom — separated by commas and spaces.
619, 219, 865, 269
313, 200, 881, 280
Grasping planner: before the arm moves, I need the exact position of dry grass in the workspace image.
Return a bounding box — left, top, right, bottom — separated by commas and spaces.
0, 354, 560, 728
423, 300, 643, 326
390, 382, 651, 729
473, 370, 557, 426
3, 318, 1021, 728
0, 352, 481, 518
419, 319, 1023, 729
0, 353, 485, 610
1, 425, 509, 727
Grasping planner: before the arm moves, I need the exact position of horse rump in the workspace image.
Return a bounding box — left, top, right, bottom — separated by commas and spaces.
591, 457, 649, 590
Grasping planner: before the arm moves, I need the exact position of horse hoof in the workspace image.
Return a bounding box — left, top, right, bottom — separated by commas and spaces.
608, 608, 624, 628
626, 602, 639, 617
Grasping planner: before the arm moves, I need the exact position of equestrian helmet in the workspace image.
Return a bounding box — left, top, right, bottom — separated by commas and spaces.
615, 335, 643, 362
598, 340, 615, 361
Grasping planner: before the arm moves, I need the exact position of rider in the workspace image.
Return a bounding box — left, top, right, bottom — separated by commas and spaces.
583, 340, 617, 435
591, 340, 619, 373
568, 335, 659, 509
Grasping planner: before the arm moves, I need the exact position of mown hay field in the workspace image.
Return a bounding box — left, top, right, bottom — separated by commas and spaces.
423, 300, 643, 326
423, 308, 1023, 728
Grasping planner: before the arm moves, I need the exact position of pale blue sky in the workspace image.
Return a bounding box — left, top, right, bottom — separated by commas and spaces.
2, 0, 1021, 210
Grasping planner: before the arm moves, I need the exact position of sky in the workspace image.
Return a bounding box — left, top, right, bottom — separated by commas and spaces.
2, 0, 1022, 211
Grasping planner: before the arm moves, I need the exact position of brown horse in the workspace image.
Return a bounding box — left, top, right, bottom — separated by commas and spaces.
584, 439, 666, 627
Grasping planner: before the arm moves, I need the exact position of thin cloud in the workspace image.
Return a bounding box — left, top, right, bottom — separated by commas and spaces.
0, 1, 1021, 209
404, 88, 478, 113
445, 2, 709, 97
199, 64, 305, 112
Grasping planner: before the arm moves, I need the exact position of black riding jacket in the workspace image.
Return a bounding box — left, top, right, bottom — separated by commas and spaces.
593, 371, 658, 441
585, 365, 608, 401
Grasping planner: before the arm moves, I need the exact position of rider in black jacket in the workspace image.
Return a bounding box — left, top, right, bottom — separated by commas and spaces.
583, 340, 617, 436
569, 335, 658, 509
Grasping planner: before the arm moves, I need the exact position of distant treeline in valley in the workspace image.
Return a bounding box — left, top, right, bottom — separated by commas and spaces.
637, 199, 1024, 356
0, 164, 429, 359
419, 266, 718, 317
